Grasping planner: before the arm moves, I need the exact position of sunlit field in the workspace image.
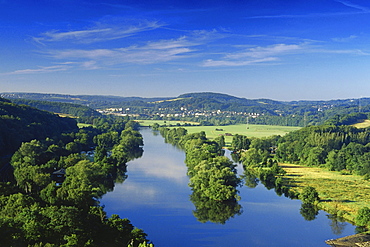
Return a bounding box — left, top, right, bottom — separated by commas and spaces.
352, 119, 370, 128
137, 120, 301, 146
282, 163, 370, 224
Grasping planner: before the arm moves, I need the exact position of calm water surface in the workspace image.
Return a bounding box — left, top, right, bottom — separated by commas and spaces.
101, 128, 356, 247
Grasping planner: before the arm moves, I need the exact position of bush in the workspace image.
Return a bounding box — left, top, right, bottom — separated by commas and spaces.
299, 186, 320, 204
355, 207, 370, 227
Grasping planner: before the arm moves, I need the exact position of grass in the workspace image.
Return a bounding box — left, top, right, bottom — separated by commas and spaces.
182, 124, 300, 139
281, 163, 370, 223
136, 120, 199, 127
77, 123, 92, 128
137, 120, 300, 146
352, 119, 370, 128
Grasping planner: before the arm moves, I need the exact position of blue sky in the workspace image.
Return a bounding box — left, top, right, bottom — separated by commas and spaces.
1, 0, 370, 100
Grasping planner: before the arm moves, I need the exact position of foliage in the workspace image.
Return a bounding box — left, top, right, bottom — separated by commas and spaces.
231, 134, 250, 151
0, 110, 148, 246
299, 186, 320, 204
276, 125, 370, 176
10, 98, 102, 119
0, 99, 78, 157
355, 207, 370, 227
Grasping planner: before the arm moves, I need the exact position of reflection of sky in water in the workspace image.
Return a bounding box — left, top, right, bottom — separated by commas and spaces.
101, 128, 356, 247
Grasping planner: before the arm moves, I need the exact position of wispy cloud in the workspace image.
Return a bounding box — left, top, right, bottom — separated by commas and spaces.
40, 29, 222, 67
335, 0, 370, 12
248, 1, 370, 19
332, 34, 358, 42
203, 43, 306, 67
5, 64, 71, 75
203, 40, 370, 67
45, 36, 198, 66
33, 20, 164, 44
203, 57, 278, 67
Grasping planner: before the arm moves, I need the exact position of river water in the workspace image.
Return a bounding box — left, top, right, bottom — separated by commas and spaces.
101, 128, 356, 247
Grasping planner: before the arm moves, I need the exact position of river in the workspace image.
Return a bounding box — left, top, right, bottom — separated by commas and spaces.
101, 128, 356, 247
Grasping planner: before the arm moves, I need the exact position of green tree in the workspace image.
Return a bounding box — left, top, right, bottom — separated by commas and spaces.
299, 186, 320, 204
355, 207, 370, 227
305, 147, 326, 167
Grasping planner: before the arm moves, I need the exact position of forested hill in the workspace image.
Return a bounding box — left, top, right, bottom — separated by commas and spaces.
10, 98, 102, 118
3, 92, 370, 126
3, 92, 368, 110
0, 98, 78, 156
1, 92, 170, 108
178, 92, 283, 106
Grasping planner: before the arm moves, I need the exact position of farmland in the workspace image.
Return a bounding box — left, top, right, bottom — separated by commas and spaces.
137, 120, 300, 146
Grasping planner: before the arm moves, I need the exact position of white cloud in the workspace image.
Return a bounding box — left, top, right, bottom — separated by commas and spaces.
45, 36, 199, 66
335, 0, 370, 12
203, 43, 306, 67
332, 35, 358, 42
226, 43, 304, 59
33, 20, 164, 44
203, 57, 278, 67
6, 65, 71, 75
248, 1, 370, 20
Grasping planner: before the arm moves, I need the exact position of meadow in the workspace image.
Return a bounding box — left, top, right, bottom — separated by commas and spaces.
137, 120, 301, 146
282, 163, 370, 224
352, 119, 370, 128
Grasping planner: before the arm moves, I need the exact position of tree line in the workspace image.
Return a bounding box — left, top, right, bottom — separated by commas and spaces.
10, 98, 102, 119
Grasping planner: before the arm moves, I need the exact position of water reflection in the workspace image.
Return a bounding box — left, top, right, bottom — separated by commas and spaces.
191, 191, 243, 224
327, 214, 347, 235
300, 203, 319, 221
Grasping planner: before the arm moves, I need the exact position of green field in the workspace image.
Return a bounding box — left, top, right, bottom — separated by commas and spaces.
137, 120, 301, 146
136, 120, 199, 126
352, 119, 370, 128
77, 123, 93, 128
282, 163, 370, 224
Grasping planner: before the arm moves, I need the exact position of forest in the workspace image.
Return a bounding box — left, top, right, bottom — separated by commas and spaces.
0, 97, 152, 246
10, 98, 102, 119
0, 98, 78, 157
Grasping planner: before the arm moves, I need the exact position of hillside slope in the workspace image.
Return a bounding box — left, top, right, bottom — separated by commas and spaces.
0, 97, 78, 156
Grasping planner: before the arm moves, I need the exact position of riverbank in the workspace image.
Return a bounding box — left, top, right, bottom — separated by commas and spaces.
281, 163, 370, 225
326, 233, 370, 246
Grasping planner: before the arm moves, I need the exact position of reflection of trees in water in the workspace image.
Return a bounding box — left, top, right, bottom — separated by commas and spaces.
241, 168, 258, 188
300, 203, 319, 221
230, 152, 241, 163
190, 191, 242, 224
326, 214, 347, 235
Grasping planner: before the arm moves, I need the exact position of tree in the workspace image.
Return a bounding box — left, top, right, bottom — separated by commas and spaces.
305, 147, 326, 167
355, 207, 370, 227
214, 135, 225, 149
152, 123, 160, 130
299, 186, 320, 204
231, 134, 250, 151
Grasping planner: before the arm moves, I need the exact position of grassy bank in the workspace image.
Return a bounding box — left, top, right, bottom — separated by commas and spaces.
281, 163, 370, 224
